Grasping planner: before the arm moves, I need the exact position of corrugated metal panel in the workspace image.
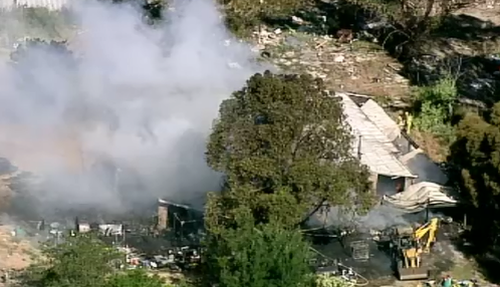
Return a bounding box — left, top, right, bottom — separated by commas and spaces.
0, 0, 69, 10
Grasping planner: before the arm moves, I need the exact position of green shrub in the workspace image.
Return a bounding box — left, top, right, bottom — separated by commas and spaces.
413, 75, 458, 142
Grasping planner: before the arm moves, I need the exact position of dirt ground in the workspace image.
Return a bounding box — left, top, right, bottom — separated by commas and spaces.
323, 41, 410, 100
260, 30, 411, 100
0, 225, 36, 271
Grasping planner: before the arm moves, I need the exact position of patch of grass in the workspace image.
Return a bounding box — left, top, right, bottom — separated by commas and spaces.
373, 95, 392, 107
411, 130, 449, 162
351, 40, 384, 52
448, 260, 477, 280
272, 42, 299, 54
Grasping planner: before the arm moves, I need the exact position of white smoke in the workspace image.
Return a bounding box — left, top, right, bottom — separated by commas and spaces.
310, 205, 433, 231
0, 0, 264, 217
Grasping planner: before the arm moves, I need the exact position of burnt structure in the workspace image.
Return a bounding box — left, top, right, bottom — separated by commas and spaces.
156, 198, 204, 245
157, 204, 168, 231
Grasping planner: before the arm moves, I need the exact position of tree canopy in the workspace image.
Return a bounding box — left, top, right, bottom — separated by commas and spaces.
205, 71, 372, 229
204, 209, 313, 287
106, 269, 166, 287
23, 234, 121, 287
450, 103, 500, 246
22, 234, 168, 287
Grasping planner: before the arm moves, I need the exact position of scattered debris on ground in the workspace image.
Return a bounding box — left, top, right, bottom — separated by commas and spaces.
252, 26, 411, 100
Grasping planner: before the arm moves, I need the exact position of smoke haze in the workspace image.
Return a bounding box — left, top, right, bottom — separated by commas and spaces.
310, 205, 434, 232
0, 0, 263, 218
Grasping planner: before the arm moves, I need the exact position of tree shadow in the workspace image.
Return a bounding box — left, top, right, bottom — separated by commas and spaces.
383, 13, 500, 107
444, 131, 500, 283
449, 227, 500, 284
434, 14, 500, 42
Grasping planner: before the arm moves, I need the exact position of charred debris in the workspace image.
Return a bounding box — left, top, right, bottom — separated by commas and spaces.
5, 188, 463, 283
2, 160, 462, 281
6, 196, 205, 272
304, 210, 461, 282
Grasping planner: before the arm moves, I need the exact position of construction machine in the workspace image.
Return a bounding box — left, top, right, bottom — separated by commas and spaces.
379, 218, 440, 281
390, 226, 428, 281
413, 217, 439, 253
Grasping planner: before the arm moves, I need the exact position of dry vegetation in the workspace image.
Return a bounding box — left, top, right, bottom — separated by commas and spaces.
0, 225, 37, 271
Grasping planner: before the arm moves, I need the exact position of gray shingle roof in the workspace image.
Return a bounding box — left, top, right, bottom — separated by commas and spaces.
360, 99, 400, 142
338, 92, 416, 178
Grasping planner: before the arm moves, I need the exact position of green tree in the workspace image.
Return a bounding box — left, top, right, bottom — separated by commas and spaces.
23, 234, 122, 287
205, 207, 313, 287
449, 103, 500, 248
205, 71, 372, 228
315, 274, 354, 287
105, 269, 165, 287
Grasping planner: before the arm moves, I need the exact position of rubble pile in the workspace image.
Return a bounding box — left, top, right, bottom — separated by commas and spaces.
252, 20, 410, 98
121, 245, 201, 271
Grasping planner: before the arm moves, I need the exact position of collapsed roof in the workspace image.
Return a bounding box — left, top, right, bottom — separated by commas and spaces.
383, 181, 457, 212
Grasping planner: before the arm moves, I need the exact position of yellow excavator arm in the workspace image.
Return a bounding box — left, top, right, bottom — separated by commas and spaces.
413, 218, 439, 253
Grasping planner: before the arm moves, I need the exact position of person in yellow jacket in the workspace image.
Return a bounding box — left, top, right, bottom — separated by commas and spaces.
405, 111, 414, 134
397, 112, 405, 131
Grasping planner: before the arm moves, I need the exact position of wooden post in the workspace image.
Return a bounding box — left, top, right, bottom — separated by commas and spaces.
157, 205, 168, 231
369, 173, 378, 194
357, 135, 362, 160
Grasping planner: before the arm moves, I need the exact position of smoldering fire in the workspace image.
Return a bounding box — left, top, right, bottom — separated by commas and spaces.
0, 0, 265, 218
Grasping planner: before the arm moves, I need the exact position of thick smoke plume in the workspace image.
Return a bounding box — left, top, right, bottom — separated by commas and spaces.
0, 0, 263, 218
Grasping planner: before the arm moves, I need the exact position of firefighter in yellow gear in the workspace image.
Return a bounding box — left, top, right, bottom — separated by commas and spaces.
397, 112, 405, 131
405, 111, 413, 134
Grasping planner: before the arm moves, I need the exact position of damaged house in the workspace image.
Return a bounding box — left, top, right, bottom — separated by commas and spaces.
337, 92, 456, 212
156, 199, 204, 244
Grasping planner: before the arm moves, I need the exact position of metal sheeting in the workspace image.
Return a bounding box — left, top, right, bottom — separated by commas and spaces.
382, 181, 457, 213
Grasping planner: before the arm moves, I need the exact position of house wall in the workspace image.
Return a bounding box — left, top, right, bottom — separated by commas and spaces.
375, 175, 407, 196
157, 205, 168, 231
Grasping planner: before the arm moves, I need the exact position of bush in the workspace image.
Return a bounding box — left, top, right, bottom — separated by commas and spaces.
217, 0, 311, 37
205, 214, 314, 287
413, 75, 458, 142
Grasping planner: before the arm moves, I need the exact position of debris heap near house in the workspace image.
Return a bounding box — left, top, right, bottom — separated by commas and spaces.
252, 23, 410, 100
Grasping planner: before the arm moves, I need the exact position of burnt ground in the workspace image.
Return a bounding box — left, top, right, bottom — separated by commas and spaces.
308, 222, 483, 286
